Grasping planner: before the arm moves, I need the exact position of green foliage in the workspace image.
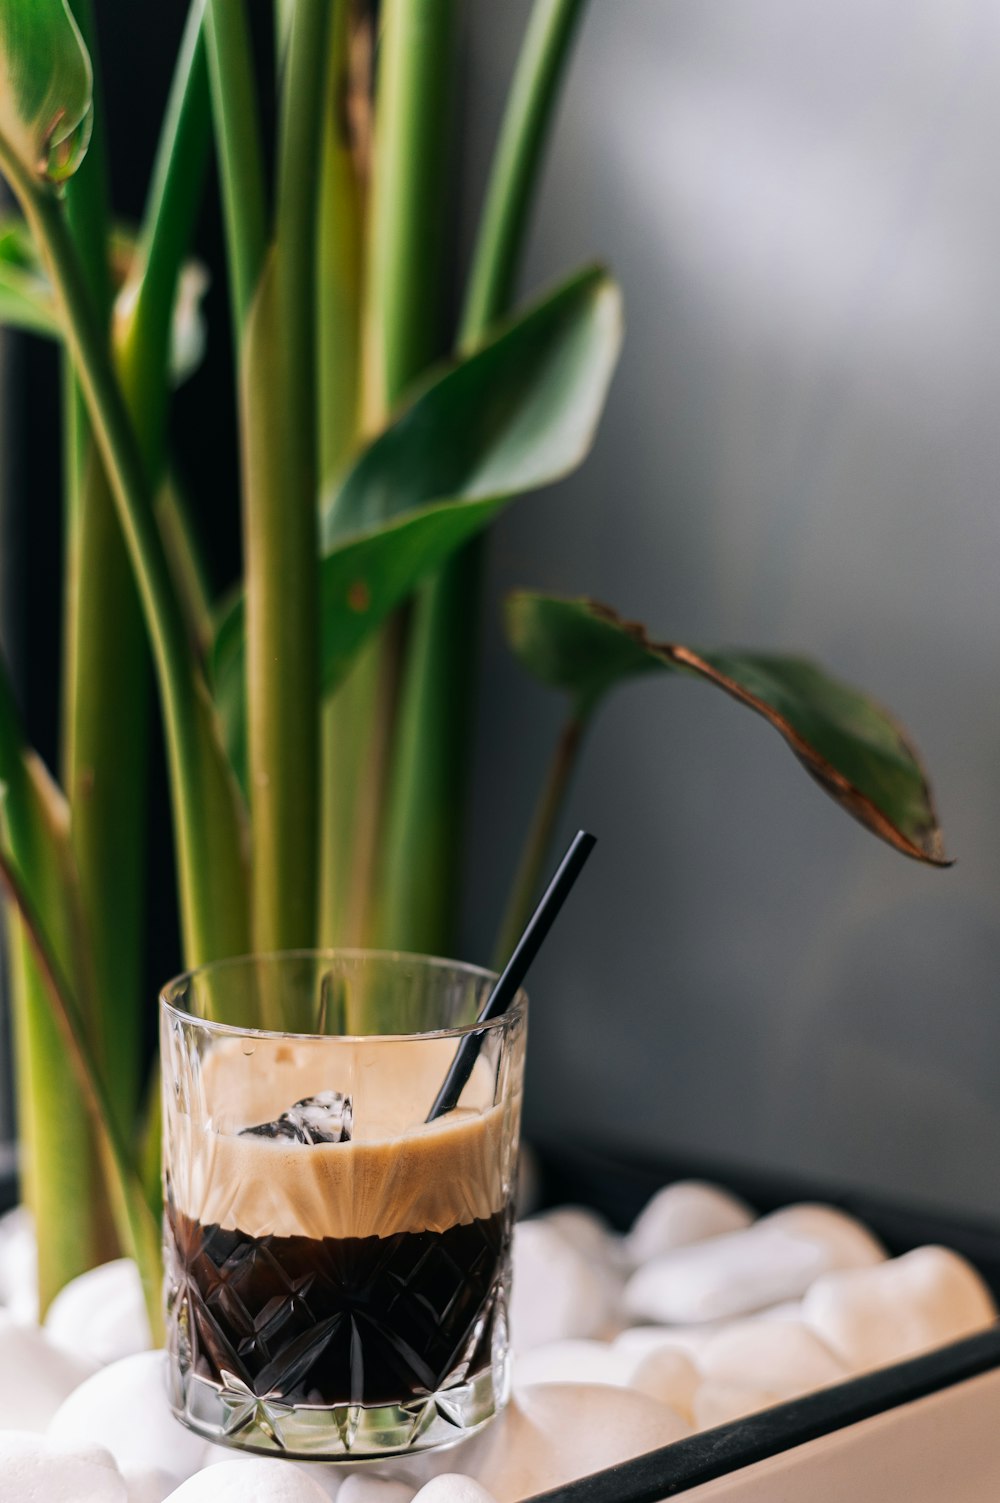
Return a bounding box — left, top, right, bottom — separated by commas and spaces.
0, 0, 950, 1330
506, 593, 949, 866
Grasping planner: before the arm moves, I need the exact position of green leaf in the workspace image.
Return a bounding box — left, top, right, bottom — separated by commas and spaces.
0, 0, 93, 184
322, 264, 623, 542
213, 267, 623, 783
506, 592, 950, 867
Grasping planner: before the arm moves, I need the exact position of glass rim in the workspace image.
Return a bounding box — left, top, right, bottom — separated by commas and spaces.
158, 947, 528, 1045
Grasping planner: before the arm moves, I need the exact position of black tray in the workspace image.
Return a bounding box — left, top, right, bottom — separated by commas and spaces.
524, 1139, 1000, 1500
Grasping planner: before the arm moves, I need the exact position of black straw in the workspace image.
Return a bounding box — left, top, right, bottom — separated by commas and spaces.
427, 830, 597, 1121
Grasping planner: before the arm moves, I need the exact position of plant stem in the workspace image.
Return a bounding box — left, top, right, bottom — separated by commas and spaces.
203, 0, 267, 345
241, 0, 329, 953
460, 0, 588, 347
364, 0, 456, 410
0, 847, 163, 1337
0, 655, 115, 1303
317, 2, 366, 944
355, 0, 456, 946
2, 159, 249, 967
492, 714, 586, 966
378, 0, 588, 955
116, 0, 211, 475
53, 1, 140, 1273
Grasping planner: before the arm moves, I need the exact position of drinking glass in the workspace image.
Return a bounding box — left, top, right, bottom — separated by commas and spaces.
160, 950, 526, 1460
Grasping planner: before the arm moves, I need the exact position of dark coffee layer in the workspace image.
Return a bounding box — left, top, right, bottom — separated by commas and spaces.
167, 1204, 511, 1408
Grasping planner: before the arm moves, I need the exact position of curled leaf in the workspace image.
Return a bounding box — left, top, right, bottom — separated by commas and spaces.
0, 0, 93, 184
505, 592, 950, 867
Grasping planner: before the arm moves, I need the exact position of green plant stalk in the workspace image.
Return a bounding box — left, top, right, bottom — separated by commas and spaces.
354, 0, 456, 947
203, 0, 266, 346
317, 3, 367, 944
460, 0, 588, 347
156, 470, 215, 664
364, 0, 455, 408
241, 0, 330, 952
0, 654, 115, 1304
60, 0, 149, 1156
115, 0, 211, 476
492, 713, 586, 965
0, 845, 163, 1337
377, 0, 587, 953
0, 157, 250, 968
13, 0, 136, 1299
58, 0, 214, 1166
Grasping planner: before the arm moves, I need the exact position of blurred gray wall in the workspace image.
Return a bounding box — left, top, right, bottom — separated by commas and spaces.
460, 0, 1000, 1217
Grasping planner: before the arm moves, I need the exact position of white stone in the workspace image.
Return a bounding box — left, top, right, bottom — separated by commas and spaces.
411, 1478, 497, 1503
510, 1220, 617, 1350
626, 1183, 754, 1267
627, 1346, 699, 1422
164, 1459, 331, 1502
0, 1207, 38, 1325
124, 1468, 175, 1503
473, 1382, 690, 1502
697, 1318, 850, 1399
513, 1338, 634, 1390
624, 1203, 884, 1324
692, 1382, 772, 1430
612, 1323, 722, 1363
801, 1245, 997, 1373
48, 1351, 205, 1483
0, 1431, 127, 1502
754, 1300, 803, 1323
337, 1476, 415, 1503
45, 1259, 152, 1366
0, 1311, 97, 1430
540, 1207, 625, 1271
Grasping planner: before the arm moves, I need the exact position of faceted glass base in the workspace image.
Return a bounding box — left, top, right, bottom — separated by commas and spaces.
167, 1356, 510, 1461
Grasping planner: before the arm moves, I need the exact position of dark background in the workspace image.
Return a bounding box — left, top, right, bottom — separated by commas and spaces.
3, 0, 1000, 1216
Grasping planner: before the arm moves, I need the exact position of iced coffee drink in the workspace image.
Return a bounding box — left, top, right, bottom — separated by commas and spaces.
161, 953, 525, 1460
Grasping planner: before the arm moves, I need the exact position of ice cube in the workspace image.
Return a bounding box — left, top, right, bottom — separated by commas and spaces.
241, 1091, 352, 1144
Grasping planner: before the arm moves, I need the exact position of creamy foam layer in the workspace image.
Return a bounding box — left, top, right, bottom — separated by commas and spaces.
167, 1034, 517, 1241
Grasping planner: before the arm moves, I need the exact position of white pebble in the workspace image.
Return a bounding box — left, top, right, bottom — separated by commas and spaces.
0, 1208, 38, 1324
697, 1318, 849, 1399
612, 1323, 722, 1363
513, 1339, 633, 1390
48, 1351, 204, 1483
627, 1346, 699, 1422
801, 1245, 997, 1373
510, 1221, 617, 1350
474, 1382, 690, 1501
0, 1312, 96, 1429
124, 1468, 174, 1503
0, 1431, 127, 1501
540, 1207, 624, 1271
45, 1260, 152, 1366
411, 1479, 497, 1503
624, 1203, 884, 1324
164, 1459, 331, 1502
626, 1183, 753, 1267
337, 1476, 415, 1503
692, 1382, 771, 1430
